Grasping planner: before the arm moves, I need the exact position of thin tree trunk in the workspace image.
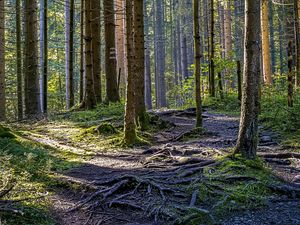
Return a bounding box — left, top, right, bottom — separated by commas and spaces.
294, 0, 300, 87
16, 0, 23, 120
193, 0, 203, 128
0, 0, 5, 121
79, 0, 84, 103
209, 0, 215, 97
235, 0, 261, 159
65, 0, 75, 109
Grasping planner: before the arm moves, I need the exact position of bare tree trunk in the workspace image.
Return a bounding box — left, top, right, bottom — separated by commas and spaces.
287, 41, 294, 107
79, 0, 84, 103
104, 0, 120, 103
193, 0, 203, 128
294, 0, 300, 87
16, 0, 23, 120
144, 0, 152, 110
91, 0, 102, 103
261, 0, 272, 85
0, 0, 5, 121
24, 0, 41, 117
235, 0, 261, 159
124, 0, 137, 145
209, 0, 215, 97
65, 0, 75, 109
83, 0, 96, 109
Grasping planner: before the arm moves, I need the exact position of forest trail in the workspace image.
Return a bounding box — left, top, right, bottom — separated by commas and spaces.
18, 110, 300, 225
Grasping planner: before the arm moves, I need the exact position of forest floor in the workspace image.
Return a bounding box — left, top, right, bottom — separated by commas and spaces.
4, 107, 300, 225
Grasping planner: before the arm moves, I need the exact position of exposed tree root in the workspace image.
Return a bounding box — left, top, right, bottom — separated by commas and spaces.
260, 152, 300, 159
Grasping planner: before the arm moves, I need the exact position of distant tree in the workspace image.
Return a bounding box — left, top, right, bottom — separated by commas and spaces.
209, 0, 215, 97
294, 0, 300, 86
235, 0, 261, 159
0, 0, 5, 121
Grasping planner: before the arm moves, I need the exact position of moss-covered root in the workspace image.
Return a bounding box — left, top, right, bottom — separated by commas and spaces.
0, 125, 15, 138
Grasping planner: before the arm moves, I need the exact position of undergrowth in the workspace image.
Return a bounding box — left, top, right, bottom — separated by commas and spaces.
0, 129, 82, 225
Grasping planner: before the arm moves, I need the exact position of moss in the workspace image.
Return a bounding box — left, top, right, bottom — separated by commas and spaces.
0, 124, 15, 138
94, 122, 118, 135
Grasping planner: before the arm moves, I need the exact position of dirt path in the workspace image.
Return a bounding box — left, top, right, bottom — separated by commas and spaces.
20, 110, 300, 225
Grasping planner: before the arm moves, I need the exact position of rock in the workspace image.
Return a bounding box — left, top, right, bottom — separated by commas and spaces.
260, 135, 272, 143
292, 175, 300, 184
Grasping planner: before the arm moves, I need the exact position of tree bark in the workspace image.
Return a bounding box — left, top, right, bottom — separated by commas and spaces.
235, 0, 261, 159
104, 0, 120, 103
91, 0, 102, 103
0, 0, 5, 121
124, 0, 137, 145
79, 0, 84, 103
261, 0, 272, 85
83, 0, 96, 109
193, 0, 203, 128
24, 0, 41, 117
65, 0, 74, 109
294, 0, 300, 87
209, 0, 215, 97
16, 0, 23, 120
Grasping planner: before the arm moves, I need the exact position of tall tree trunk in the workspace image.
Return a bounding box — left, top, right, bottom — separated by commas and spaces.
294, 0, 300, 87
104, 0, 120, 103
40, 0, 48, 114
235, 0, 261, 159
133, 0, 147, 129
16, 0, 23, 120
0, 0, 5, 121
181, 35, 189, 79
224, 0, 232, 58
193, 0, 203, 128
91, 0, 102, 103
65, 0, 74, 109
269, 0, 276, 74
79, 0, 84, 103
209, 0, 215, 97
155, 0, 167, 108
83, 0, 96, 109
261, 0, 272, 85
115, 0, 126, 94
124, 0, 137, 145
144, 0, 152, 110
24, 0, 40, 117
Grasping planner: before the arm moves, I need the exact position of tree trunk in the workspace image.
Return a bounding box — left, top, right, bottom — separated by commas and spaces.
65, 0, 75, 109
294, 0, 300, 87
144, 0, 152, 110
124, 0, 137, 145
287, 41, 294, 107
24, 0, 41, 117
224, 0, 232, 58
155, 0, 167, 108
104, 0, 120, 103
268, 0, 276, 74
0, 0, 5, 121
209, 0, 215, 97
193, 0, 203, 128
91, 0, 102, 103
79, 0, 84, 103
261, 0, 272, 85
16, 0, 23, 120
83, 0, 96, 109
235, 0, 261, 159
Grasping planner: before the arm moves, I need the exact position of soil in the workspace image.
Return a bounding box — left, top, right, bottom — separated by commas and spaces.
20, 110, 300, 225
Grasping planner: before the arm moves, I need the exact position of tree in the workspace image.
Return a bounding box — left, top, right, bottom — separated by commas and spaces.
0, 0, 5, 121
294, 0, 300, 86
235, 0, 261, 159
40, 0, 48, 114
209, 0, 215, 97
65, 0, 75, 109
16, 0, 22, 120
91, 0, 102, 103
104, 0, 120, 103
24, 0, 41, 117
193, 0, 203, 128
124, 0, 137, 145
134, 0, 147, 129
83, 0, 96, 109
261, 0, 272, 85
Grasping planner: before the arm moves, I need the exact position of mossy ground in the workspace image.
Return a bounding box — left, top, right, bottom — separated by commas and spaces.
183, 156, 281, 225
